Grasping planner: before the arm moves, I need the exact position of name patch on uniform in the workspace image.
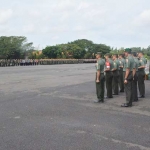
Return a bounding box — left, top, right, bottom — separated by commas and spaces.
126, 59, 128, 63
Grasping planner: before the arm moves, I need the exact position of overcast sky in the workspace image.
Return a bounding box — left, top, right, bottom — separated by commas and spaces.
0, 0, 150, 49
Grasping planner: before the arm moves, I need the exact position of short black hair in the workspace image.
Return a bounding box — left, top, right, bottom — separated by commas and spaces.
132, 52, 137, 57
139, 51, 144, 55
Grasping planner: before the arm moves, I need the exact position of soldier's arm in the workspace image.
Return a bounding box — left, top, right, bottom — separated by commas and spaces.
96, 70, 100, 82
96, 62, 101, 82
112, 62, 117, 71
132, 61, 136, 79
138, 60, 145, 69
125, 59, 130, 81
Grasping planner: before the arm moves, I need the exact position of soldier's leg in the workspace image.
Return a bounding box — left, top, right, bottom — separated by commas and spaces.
138, 72, 145, 96
133, 73, 138, 101
112, 74, 115, 93
96, 82, 101, 100
105, 73, 109, 97
125, 80, 132, 105
119, 70, 124, 92
100, 74, 105, 101
107, 73, 113, 98
114, 73, 119, 95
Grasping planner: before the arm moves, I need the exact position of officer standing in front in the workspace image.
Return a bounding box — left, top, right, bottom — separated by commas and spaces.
104, 53, 114, 98
138, 52, 146, 98
95, 52, 105, 103
121, 48, 135, 107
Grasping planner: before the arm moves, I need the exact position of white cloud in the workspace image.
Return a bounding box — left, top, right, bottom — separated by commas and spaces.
133, 9, 150, 27
0, 0, 150, 48
0, 9, 13, 24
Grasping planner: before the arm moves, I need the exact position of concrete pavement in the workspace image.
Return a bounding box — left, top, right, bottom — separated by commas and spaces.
0, 64, 150, 150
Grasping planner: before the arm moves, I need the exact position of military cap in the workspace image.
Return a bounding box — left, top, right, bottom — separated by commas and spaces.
124, 48, 132, 53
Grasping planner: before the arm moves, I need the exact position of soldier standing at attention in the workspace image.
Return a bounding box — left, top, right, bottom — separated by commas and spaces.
132, 52, 139, 102
112, 54, 119, 95
118, 54, 125, 92
94, 52, 105, 103
138, 52, 146, 98
104, 53, 114, 98
121, 48, 135, 107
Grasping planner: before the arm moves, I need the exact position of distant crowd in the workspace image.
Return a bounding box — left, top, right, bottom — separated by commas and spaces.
0, 59, 97, 67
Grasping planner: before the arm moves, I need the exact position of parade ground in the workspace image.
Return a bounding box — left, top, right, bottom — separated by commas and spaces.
0, 64, 150, 150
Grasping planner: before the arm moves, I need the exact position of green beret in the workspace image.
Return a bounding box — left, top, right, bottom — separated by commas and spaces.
124, 48, 131, 53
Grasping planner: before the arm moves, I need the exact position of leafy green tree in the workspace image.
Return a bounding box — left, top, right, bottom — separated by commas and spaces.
42, 46, 60, 58
70, 39, 94, 52
0, 36, 33, 59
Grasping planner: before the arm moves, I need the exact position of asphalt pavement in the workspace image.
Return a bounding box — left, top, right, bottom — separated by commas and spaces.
0, 64, 150, 150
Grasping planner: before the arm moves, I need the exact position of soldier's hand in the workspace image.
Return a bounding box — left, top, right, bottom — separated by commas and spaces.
124, 79, 128, 84
96, 79, 100, 83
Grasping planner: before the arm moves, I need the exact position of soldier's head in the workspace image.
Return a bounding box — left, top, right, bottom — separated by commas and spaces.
124, 48, 131, 57
104, 53, 111, 60
112, 54, 117, 60
138, 51, 144, 58
118, 54, 124, 59
96, 52, 102, 59
131, 52, 137, 57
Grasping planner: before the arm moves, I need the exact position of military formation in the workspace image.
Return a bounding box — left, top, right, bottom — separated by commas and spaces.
0, 59, 97, 67
95, 48, 147, 107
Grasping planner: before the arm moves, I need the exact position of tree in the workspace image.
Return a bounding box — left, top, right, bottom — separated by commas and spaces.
0, 36, 33, 59
42, 46, 60, 58
70, 39, 94, 52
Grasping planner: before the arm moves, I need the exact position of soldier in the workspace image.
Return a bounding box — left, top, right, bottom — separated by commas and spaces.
118, 54, 125, 92
121, 48, 135, 107
94, 52, 105, 103
132, 52, 139, 102
104, 53, 114, 98
138, 52, 146, 98
112, 54, 120, 95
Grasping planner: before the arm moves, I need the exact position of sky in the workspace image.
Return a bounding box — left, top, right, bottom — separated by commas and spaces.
0, 0, 150, 49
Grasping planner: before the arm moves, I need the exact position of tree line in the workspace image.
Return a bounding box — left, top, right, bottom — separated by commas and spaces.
0, 36, 150, 59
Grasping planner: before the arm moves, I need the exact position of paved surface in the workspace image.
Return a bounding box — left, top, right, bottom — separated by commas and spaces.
0, 64, 150, 150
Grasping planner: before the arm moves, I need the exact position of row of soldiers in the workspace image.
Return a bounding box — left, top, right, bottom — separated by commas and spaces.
0, 59, 96, 67
95, 48, 147, 107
